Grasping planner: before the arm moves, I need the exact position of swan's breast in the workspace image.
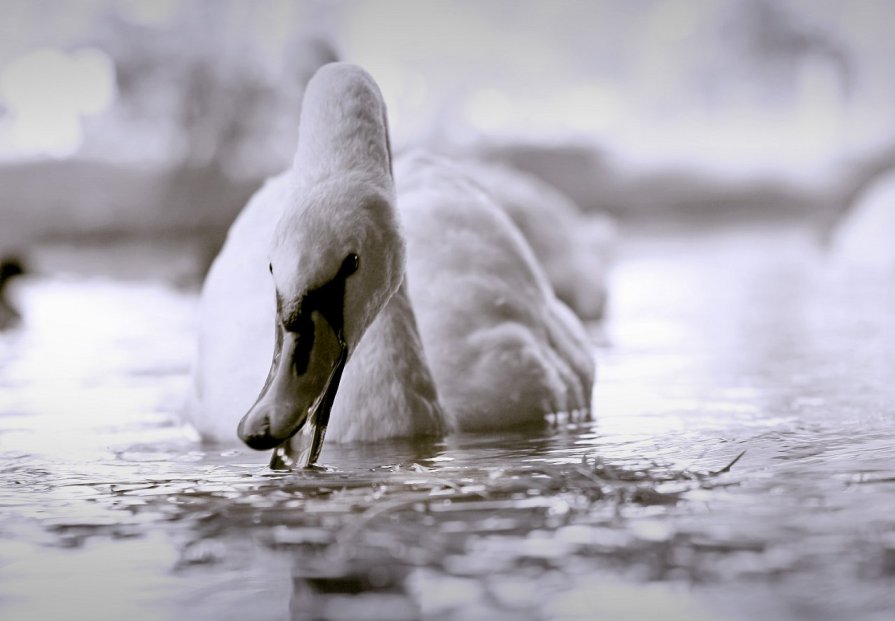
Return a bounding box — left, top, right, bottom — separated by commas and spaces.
186, 173, 292, 442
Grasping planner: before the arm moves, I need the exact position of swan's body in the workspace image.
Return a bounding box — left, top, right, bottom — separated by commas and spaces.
396, 153, 594, 430
830, 169, 895, 270
459, 160, 615, 320
186, 63, 594, 464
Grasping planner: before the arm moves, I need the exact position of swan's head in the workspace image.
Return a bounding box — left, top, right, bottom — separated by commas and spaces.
237, 175, 404, 467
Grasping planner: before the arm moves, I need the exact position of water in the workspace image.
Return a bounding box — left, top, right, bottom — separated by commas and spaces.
1, 226, 894, 620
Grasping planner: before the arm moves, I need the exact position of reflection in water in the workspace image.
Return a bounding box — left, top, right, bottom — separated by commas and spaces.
1, 227, 894, 620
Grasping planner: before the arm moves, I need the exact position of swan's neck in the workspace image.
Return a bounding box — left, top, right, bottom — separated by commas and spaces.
293, 67, 392, 185
332, 280, 447, 441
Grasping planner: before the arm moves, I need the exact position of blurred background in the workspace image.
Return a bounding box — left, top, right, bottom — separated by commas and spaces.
2, 0, 895, 284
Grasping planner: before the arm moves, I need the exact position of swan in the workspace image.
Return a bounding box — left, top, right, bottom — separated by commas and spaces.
457, 159, 615, 320
0, 257, 24, 329
830, 168, 895, 270
186, 63, 595, 468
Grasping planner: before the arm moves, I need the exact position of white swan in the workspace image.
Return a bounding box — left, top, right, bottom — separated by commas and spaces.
186, 63, 594, 467
830, 168, 895, 270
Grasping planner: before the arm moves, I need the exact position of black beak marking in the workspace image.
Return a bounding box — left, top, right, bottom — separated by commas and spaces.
284, 253, 358, 342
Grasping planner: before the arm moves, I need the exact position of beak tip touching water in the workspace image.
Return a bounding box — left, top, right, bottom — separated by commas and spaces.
236, 304, 348, 467
236, 412, 285, 451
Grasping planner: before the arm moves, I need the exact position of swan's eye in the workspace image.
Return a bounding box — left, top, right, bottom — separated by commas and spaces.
268, 263, 273, 274
342, 253, 359, 276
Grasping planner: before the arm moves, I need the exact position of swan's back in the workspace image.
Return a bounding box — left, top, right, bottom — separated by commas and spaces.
396, 152, 594, 430
459, 160, 615, 320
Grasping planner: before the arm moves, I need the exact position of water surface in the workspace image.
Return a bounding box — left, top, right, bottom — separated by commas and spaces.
1, 226, 893, 620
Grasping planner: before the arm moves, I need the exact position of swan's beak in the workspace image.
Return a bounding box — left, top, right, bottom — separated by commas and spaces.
237, 310, 347, 468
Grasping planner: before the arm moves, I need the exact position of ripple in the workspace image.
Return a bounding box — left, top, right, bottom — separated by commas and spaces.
3, 231, 895, 619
